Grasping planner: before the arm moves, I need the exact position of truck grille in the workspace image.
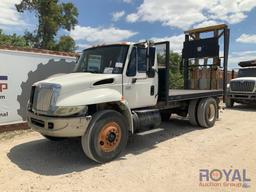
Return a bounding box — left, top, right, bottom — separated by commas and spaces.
30, 83, 61, 114
230, 81, 255, 92
31, 118, 45, 128
33, 87, 53, 112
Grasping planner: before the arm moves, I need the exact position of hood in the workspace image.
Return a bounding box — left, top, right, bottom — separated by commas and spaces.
35, 72, 121, 94
231, 77, 256, 82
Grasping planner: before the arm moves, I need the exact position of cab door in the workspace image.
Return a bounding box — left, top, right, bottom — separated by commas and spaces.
123, 45, 158, 109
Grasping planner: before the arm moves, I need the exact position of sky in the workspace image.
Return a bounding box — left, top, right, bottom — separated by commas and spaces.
1, 0, 256, 68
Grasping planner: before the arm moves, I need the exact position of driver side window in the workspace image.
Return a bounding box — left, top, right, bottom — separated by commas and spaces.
137, 48, 147, 73
126, 47, 150, 76
126, 48, 136, 77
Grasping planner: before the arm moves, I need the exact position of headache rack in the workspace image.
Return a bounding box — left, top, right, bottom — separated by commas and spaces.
182, 24, 230, 101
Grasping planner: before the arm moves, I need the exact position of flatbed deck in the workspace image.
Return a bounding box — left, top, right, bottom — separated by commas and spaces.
168, 89, 223, 101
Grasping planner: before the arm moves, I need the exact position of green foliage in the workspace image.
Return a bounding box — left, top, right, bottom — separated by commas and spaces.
169, 70, 184, 89
23, 31, 37, 48
169, 52, 184, 89
55, 35, 76, 52
0, 29, 28, 47
157, 52, 184, 89
16, 0, 78, 51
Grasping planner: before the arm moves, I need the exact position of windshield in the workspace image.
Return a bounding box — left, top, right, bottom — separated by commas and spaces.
76, 45, 129, 74
238, 68, 256, 77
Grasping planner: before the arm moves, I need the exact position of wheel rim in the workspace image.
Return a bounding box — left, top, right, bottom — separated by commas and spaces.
208, 104, 216, 122
98, 122, 122, 153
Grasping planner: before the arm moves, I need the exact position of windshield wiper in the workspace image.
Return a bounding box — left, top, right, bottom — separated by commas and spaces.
83, 69, 101, 73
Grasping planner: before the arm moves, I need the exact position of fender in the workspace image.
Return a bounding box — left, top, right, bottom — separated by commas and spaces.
57, 88, 134, 132
57, 88, 123, 106
47, 73, 66, 79
118, 99, 134, 133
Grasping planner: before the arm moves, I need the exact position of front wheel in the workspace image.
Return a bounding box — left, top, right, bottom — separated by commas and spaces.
81, 110, 128, 163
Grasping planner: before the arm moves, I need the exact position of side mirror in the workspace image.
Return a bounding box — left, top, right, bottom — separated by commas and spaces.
76, 55, 80, 63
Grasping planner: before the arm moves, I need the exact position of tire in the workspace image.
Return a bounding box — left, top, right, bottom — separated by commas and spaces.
42, 135, 66, 141
188, 100, 199, 126
225, 97, 234, 108
160, 110, 172, 121
81, 110, 128, 163
197, 98, 218, 128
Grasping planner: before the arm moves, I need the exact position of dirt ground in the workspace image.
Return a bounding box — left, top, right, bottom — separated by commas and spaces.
0, 105, 255, 192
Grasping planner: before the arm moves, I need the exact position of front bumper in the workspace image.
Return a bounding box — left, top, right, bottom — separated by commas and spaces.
228, 92, 256, 101
27, 111, 91, 137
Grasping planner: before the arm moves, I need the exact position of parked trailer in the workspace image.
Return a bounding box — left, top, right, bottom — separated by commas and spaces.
27, 24, 230, 163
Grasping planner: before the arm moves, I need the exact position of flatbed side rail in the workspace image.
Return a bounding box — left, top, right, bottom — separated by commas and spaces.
168, 90, 223, 102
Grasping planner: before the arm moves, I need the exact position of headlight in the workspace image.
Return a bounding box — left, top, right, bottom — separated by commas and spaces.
54, 106, 88, 116
227, 83, 230, 90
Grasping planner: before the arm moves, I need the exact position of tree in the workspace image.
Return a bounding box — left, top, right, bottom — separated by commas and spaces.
0, 29, 28, 47
16, 0, 78, 51
169, 52, 184, 89
55, 35, 76, 52
23, 31, 38, 48
157, 52, 184, 89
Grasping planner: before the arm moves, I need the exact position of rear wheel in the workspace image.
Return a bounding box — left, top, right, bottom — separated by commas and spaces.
81, 110, 128, 163
197, 98, 218, 128
188, 100, 199, 126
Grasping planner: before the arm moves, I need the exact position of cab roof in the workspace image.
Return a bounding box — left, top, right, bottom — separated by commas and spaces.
239, 60, 256, 68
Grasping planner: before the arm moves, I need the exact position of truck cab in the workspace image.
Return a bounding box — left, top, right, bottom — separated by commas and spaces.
73, 42, 159, 109
227, 65, 256, 107
28, 41, 167, 162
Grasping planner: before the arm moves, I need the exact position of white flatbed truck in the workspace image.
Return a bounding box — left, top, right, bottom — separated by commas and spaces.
27, 25, 230, 163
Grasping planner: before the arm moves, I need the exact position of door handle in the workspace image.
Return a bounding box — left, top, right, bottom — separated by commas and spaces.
150, 85, 155, 96
132, 78, 137, 84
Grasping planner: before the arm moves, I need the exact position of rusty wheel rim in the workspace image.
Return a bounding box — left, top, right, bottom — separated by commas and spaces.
98, 122, 122, 153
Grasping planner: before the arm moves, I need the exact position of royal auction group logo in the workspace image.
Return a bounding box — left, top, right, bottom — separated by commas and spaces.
0, 76, 8, 93
199, 169, 251, 189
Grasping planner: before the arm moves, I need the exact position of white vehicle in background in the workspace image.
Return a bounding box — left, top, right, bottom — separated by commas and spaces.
226, 60, 256, 107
